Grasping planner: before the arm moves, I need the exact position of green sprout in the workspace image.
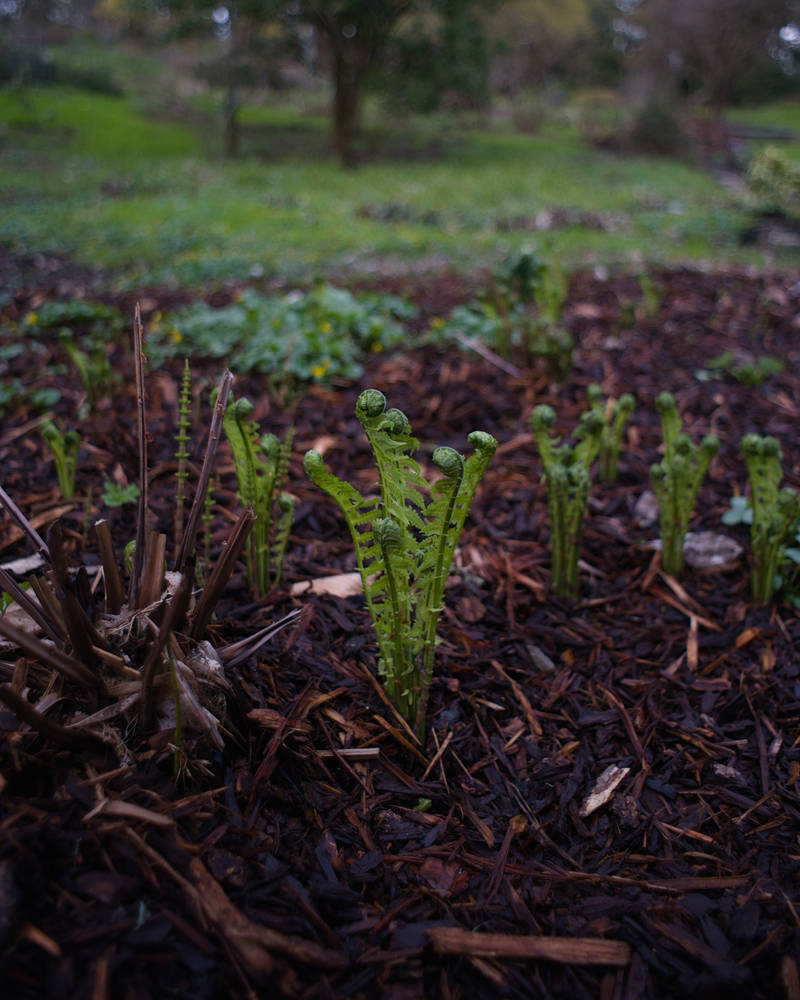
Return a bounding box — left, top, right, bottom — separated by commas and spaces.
649, 391, 719, 577
304, 389, 496, 740
174, 359, 192, 546
40, 420, 80, 501
587, 384, 635, 484
740, 434, 800, 604
221, 393, 293, 597
60, 333, 115, 412
530, 403, 604, 599
102, 480, 141, 508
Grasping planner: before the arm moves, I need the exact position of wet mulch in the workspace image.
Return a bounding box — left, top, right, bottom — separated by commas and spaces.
1, 265, 800, 999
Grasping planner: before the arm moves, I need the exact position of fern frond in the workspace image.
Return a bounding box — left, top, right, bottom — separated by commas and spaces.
270, 493, 294, 588
356, 390, 427, 530
305, 394, 497, 741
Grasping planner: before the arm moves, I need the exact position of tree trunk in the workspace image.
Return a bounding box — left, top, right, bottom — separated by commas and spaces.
332, 49, 361, 168
223, 81, 240, 159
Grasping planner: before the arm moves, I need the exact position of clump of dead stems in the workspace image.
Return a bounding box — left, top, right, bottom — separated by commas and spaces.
0, 306, 297, 776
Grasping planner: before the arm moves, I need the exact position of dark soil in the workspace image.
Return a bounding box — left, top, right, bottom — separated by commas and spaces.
1, 262, 800, 1000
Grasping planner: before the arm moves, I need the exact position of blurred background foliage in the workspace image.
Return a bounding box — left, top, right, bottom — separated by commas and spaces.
1, 0, 799, 287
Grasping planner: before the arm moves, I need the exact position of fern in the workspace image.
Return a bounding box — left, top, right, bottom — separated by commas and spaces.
650, 392, 719, 577
174, 359, 192, 546
222, 393, 294, 596
304, 389, 496, 738
586, 384, 635, 484
740, 434, 800, 604
530, 403, 604, 598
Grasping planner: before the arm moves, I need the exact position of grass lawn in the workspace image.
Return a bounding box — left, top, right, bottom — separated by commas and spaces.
0, 78, 798, 291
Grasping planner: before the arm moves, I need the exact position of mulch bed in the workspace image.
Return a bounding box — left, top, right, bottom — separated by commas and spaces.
1, 264, 800, 999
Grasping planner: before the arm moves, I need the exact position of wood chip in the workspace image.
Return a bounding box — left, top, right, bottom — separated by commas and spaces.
580, 764, 631, 817
428, 926, 631, 966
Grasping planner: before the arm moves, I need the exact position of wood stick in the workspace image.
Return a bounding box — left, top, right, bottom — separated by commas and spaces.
427, 926, 631, 966
138, 567, 194, 729
0, 567, 62, 643
0, 684, 109, 751
138, 530, 166, 609
0, 616, 102, 690
130, 302, 149, 607
190, 506, 254, 638
94, 519, 124, 613
0, 483, 50, 562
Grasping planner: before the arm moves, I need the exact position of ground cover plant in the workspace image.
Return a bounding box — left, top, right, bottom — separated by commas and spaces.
1, 265, 800, 999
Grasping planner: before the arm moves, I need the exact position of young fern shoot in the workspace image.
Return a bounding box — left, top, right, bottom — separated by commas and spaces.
222, 393, 294, 596
740, 434, 800, 604
586, 384, 635, 484
304, 389, 496, 740
530, 403, 604, 599
173, 359, 192, 546
650, 392, 719, 577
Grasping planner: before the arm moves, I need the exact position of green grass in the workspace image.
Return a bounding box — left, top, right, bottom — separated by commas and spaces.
0, 81, 797, 291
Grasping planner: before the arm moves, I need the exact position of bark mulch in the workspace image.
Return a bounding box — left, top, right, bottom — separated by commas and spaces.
1, 265, 799, 999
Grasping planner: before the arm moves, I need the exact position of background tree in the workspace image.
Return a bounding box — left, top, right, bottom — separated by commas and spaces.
486, 0, 593, 95
118, 0, 493, 165
623, 0, 797, 109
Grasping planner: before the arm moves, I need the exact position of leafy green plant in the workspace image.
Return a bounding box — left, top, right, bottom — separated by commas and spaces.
154, 285, 414, 396
699, 350, 783, 387
304, 389, 496, 739
221, 393, 294, 596
586, 384, 635, 484
29, 387, 62, 410
438, 251, 573, 380
0, 379, 22, 416
39, 420, 80, 501
649, 392, 719, 577
747, 146, 800, 217
739, 434, 800, 604
26, 299, 124, 339
529, 402, 604, 599
102, 479, 141, 508
60, 333, 116, 411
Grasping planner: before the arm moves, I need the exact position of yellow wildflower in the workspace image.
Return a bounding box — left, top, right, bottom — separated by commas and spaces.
319, 321, 332, 335
24, 311, 38, 326
311, 359, 330, 379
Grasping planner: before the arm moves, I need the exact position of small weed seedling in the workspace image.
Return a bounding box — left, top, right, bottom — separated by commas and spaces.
304, 389, 496, 740
586, 384, 635, 484
40, 420, 80, 501
650, 392, 719, 577
101, 479, 140, 508
529, 403, 604, 599
222, 392, 294, 596
739, 434, 800, 604
60, 332, 116, 412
